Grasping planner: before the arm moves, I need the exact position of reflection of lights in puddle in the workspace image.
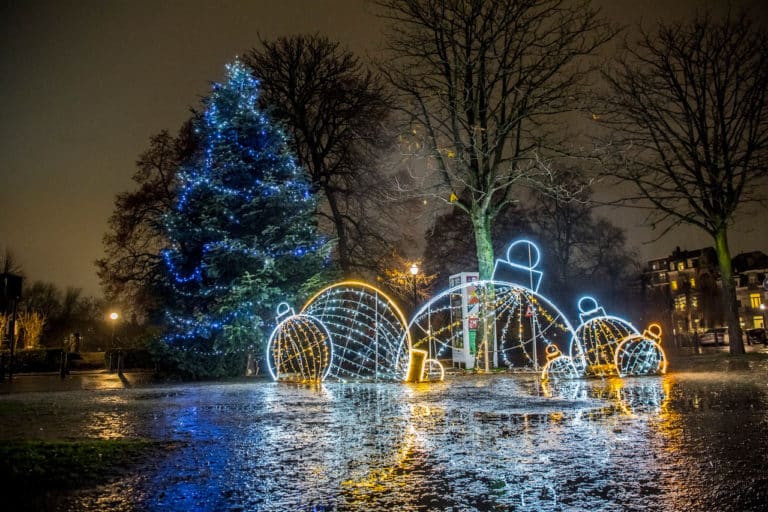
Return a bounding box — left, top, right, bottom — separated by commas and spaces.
82, 411, 131, 439
341, 424, 419, 495
541, 377, 670, 417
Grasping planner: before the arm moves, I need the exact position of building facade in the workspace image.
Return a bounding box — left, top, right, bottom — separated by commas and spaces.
643, 247, 768, 341
643, 247, 721, 339
733, 251, 768, 330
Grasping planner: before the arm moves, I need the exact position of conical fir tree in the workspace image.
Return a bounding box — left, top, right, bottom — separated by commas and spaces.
162, 60, 325, 362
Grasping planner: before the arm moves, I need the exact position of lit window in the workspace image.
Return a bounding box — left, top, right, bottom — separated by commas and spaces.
674, 296, 686, 311
671, 280, 678, 291
669, 262, 675, 271
755, 316, 765, 329
677, 262, 685, 271
690, 277, 696, 288
659, 272, 667, 282
687, 259, 694, 268
750, 293, 762, 309
691, 296, 699, 309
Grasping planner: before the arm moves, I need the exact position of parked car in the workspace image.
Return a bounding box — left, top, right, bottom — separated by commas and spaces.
746, 327, 767, 345
699, 327, 729, 346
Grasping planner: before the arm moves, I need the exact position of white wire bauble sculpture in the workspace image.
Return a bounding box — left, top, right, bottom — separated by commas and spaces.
615, 324, 668, 377
266, 304, 333, 382
541, 344, 581, 381
571, 296, 638, 376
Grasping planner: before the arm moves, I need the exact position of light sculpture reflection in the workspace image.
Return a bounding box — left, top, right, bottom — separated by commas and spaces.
266, 240, 668, 383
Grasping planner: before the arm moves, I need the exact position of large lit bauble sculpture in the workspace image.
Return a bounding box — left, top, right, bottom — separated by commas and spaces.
301, 281, 412, 381
400, 240, 576, 371
571, 297, 638, 376
266, 303, 333, 382
615, 323, 667, 377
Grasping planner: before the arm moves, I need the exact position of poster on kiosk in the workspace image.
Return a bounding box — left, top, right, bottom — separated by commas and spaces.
449, 272, 498, 370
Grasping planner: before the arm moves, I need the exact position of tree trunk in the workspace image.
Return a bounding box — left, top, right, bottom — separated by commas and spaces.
324, 185, 351, 275
471, 209, 495, 281
471, 208, 496, 371
713, 228, 745, 355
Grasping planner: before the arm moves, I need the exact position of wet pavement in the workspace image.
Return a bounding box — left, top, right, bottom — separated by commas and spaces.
1, 363, 767, 511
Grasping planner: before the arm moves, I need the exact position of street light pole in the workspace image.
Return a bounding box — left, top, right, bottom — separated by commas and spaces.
409, 262, 419, 311
409, 263, 420, 357
109, 312, 119, 373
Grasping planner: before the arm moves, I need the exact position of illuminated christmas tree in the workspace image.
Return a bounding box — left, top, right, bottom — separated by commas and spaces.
161, 60, 325, 364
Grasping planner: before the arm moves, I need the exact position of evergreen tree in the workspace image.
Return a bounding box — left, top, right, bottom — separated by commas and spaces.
162, 61, 325, 367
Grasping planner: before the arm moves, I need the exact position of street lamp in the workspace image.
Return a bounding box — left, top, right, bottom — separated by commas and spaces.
109, 312, 119, 347
108, 312, 119, 373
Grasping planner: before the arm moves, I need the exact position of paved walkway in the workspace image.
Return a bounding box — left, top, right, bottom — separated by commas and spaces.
0, 370, 156, 394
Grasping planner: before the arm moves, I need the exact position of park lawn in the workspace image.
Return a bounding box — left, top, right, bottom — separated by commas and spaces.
0, 438, 176, 490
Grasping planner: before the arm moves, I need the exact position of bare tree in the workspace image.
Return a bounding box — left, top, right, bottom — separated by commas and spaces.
245, 35, 395, 276
376, 0, 616, 279
96, 123, 196, 319
16, 311, 45, 349
529, 167, 592, 294
1, 248, 23, 275
599, 9, 768, 354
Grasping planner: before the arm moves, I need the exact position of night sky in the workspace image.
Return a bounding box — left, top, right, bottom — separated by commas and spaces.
1, 0, 766, 297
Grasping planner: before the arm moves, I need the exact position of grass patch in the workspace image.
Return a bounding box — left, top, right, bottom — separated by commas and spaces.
0, 438, 174, 490
0, 400, 29, 415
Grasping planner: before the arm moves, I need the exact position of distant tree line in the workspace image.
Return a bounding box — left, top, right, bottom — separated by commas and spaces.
1, 249, 118, 351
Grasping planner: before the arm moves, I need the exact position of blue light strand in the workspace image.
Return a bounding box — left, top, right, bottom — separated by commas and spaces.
161, 59, 324, 353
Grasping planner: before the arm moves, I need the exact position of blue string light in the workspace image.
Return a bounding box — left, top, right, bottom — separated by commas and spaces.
161, 60, 325, 355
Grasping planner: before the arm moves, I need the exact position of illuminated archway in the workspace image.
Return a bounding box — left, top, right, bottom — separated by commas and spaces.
399, 240, 577, 372
399, 280, 577, 371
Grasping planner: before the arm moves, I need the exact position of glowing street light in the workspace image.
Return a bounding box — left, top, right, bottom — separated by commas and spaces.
109, 311, 119, 348
409, 263, 419, 313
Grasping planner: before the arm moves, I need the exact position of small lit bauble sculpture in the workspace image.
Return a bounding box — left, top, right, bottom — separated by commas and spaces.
266, 303, 333, 382
540, 344, 580, 381
571, 297, 638, 376
614, 323, 667, 377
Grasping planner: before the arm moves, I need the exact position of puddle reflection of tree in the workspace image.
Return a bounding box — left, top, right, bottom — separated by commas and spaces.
647, 376, 768, 511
